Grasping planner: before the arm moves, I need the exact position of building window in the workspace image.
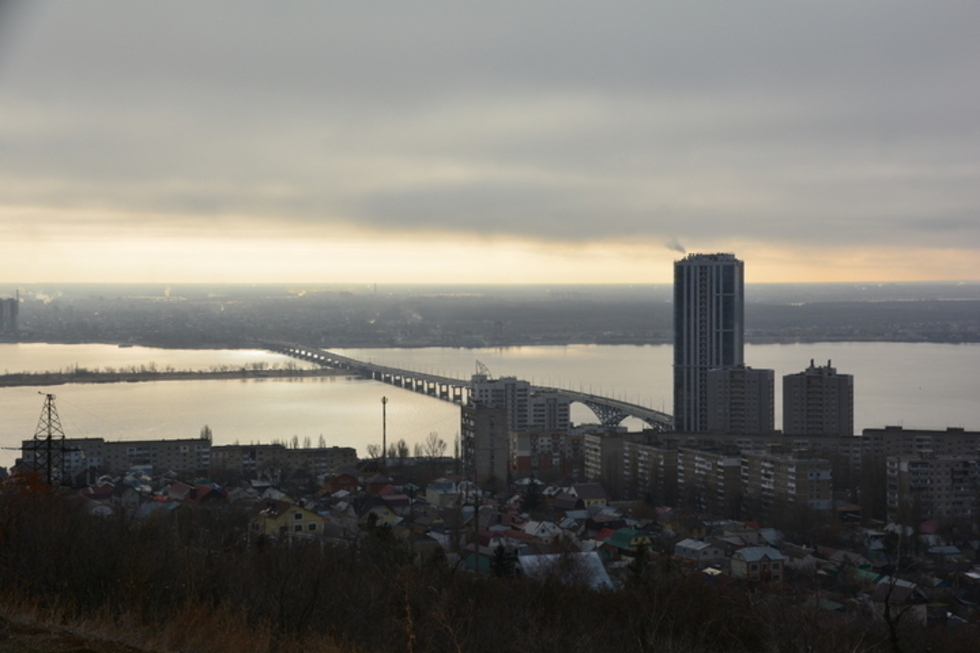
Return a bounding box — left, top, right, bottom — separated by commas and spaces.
294, 524, 302, 532
295, 512, 303, 520
308, 523, 317, 531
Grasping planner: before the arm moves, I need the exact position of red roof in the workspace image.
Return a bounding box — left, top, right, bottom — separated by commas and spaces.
595, 527, 616, 541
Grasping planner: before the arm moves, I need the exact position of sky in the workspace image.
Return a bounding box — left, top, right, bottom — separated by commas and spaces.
1, 1, 978, 285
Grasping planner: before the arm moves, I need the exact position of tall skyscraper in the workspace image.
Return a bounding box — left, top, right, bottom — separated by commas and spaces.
673, 253, 744, 432
0, 294, 18, 336
783, 359, 854, 436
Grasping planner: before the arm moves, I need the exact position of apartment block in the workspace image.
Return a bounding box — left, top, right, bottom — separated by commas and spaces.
865, 426, 980, 462
783, 360, 854, 436
22, 436, 212, 475
623, 438, 679, 505
886, 454, 979, 522
509, 430, 584, 479
470, 375, 531, 432
460, 403, 510, 483
677, 447, 742, 515
706, 364, 775, 435
742, 450, 833, 511
210, 444, 356, 477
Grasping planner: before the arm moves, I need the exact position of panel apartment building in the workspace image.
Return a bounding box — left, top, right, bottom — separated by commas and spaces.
21, 437, 212, 476
21, 437, 356, 478
886, 454, 979, 522
463, 374, 572, 482
742, 450, 833, 512
706, 364, 775, 435
783, 360, 854, 436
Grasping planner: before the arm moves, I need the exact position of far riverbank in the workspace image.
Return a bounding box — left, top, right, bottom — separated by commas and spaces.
0, 367, 349, 388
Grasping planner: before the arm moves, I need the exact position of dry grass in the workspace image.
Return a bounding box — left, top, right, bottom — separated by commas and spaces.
0, 595, 353, 653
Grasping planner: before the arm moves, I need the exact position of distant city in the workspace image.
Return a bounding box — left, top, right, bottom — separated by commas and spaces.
2, 280, 980, 349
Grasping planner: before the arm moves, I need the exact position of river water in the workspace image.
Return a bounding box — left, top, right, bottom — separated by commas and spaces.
1, 342, 978, 468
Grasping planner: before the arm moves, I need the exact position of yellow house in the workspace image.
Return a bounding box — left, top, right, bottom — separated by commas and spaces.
250, 498, 325, 538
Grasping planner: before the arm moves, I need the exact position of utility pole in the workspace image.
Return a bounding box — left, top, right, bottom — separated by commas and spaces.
381, 396, 388, 466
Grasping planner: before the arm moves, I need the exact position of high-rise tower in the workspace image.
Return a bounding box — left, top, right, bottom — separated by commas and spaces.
783, 359, 853, 436
673, 253, 744, 432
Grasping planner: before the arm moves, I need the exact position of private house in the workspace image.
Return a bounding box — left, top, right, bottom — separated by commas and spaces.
250, 499, 325, 538
382, 493, 412, 517
426, 479, 460, 508
110, 483, 143, 511
323, 471, 360, 495
674, 538, 726, 568
522, 520, 565, 545
571, 483, 608, 508
602, 528, 652, 558
730, 547, 784, 582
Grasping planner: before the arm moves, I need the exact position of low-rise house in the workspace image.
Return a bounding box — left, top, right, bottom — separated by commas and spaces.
110, 483, 143, 510
522, 520, 565, 545
730, 547, 785, 582
250, 499, 325, 538
323, 471, 360, 495
364, 474, 393, 495
603, 528, 652, 559
426, 479, 459, 508
674, 538, 726, 568
382, 493, 412, 517
571, 483, 608, 508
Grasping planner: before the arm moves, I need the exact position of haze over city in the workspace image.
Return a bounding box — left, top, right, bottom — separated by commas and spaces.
2, 1, 979, 285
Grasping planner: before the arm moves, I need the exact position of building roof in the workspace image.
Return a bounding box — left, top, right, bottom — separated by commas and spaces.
732, 546, 785, 563
571, 483, 608, 501
518, 552, 614, 590
676, 538, 713, 552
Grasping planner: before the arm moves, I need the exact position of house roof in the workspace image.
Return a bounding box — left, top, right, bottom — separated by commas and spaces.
518, 552, 614, 590
733, 546, 785, 563
571, 483, 607, 500
676, 538, 713, 552
251, 498, 292, 519
605, 528, 648, 550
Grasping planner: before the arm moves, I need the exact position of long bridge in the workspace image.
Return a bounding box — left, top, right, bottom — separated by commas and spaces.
267, 343, 673, 431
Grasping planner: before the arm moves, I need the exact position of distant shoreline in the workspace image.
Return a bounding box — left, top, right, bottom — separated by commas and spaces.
0, 367, 351, 388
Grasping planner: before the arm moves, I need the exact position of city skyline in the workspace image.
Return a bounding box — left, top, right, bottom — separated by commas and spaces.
2, 3, 979, 284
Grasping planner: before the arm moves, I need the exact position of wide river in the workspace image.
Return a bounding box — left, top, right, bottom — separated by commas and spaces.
1, 342, 978, 468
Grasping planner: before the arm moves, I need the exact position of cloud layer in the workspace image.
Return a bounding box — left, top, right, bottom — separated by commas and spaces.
1, 1, 978, 282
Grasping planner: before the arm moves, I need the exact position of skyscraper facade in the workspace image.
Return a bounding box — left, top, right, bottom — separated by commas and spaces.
673, 253, 744, 432
0, 296, 18, 336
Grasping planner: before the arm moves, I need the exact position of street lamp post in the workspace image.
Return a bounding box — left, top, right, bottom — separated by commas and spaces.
381, 396, 388, 465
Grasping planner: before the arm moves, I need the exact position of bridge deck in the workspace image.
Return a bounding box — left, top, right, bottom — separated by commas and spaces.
268, 343, 672, 430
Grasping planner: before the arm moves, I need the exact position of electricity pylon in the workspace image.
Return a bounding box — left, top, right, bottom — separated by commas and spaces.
26, 393, 70, 486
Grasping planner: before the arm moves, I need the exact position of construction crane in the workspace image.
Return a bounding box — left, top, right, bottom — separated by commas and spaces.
475, 360, 493, 379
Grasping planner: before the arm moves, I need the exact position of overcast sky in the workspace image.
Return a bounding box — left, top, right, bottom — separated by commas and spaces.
1, 1, 978, 284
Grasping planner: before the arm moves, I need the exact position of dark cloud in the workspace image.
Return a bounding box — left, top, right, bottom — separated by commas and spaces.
1, 1, 979, 258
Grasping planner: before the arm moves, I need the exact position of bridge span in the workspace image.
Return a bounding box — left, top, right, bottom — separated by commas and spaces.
267, 343, 673, 431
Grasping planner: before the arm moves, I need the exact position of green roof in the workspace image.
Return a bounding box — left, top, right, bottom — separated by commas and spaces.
605, 528, 648, 550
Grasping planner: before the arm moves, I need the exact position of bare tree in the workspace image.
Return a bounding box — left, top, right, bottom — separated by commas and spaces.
422, 432, 447, 460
